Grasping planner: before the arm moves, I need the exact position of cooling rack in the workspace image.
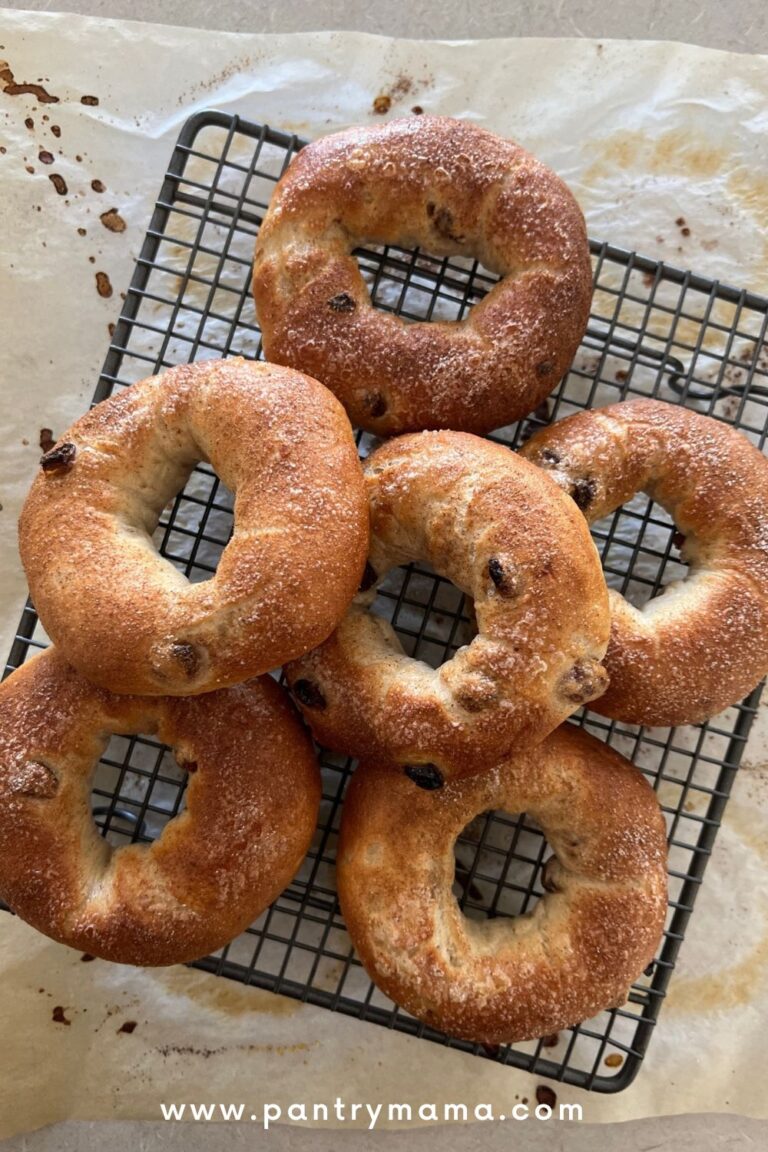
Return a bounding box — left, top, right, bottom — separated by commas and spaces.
4, 111, 768, 1093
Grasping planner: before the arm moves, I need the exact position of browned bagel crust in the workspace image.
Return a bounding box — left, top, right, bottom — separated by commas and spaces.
521, 398, 768, 725
337, 724, 667, 1044
286, 432, 610, 770
0, 648, 321, 965
252, 117, 592, 435
19, 358, 369, 696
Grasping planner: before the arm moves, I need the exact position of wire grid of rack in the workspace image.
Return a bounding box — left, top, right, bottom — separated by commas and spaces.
5, 111, 768, 1093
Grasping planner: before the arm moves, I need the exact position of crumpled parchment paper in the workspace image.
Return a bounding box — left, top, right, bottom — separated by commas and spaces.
1, 8, 767, 1139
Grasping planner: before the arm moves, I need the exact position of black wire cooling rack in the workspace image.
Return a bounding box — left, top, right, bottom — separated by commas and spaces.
5, 111, 768, 1093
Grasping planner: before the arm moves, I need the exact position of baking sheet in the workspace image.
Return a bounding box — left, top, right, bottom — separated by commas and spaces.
1, 7, 768, 1137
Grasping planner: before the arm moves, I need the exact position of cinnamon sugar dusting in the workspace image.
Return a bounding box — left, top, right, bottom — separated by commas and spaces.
287, 431, 609, 767
0, 647, 321, 966
337, 737, 665, 1043
522, 398, 768, 725
254, 118, 590, 437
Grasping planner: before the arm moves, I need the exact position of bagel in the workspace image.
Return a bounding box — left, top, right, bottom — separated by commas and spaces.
521, 398, 768, 725
0, 648, 321, 966
337, 724, 668, 1044
19, 358, 369, 696
253, 116, 592, 436
286, 431, 610, 770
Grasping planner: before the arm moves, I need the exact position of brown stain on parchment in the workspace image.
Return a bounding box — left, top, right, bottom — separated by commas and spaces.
666, 801, 768, 1014
585, 135, 768, 285
155, 1041, 310, 1059
0, 61, 59, 103
100, 208, 126, 233
592, 281, 743, 353
727, 167, 768, 265
153, 966, 300, 1018
724, 801, 768, 867
584, 129, 726, 185
665, 931, 768, 1014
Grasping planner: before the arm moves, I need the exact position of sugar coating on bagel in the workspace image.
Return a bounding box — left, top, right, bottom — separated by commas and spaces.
19, 358, 369, 696
0, 648, 321, 965
337, 724, 668, 1044
286, 431, 610, 770
521, 397, 768, 726
253, 116, 592, 435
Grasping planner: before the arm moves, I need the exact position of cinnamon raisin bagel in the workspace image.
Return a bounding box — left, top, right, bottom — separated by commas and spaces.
337, 724, 668, 1044
253, 116, 592, 435
521, 398, 768, 726
19, 358, 368, 696
286, 431, 610, 771
0, 648, 321, 966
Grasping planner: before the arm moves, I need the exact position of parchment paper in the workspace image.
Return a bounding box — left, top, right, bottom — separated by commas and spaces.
1, 8, 768, 1138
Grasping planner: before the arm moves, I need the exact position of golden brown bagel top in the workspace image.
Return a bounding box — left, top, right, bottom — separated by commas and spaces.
521, 398, 768, 725
287, 431, 610, 769
19, 358, 369, 696
0, 648, 320, 965
253, 116, 592, 435
338, 723, 668, 1044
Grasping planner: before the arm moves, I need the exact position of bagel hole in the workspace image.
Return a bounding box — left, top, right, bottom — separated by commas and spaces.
152, 472, 235, 585
356, 244, 494, 325
370, 562, 477, 667
91, 735, 190, 847
452, 810, 551, 924
590, 493, 692, 611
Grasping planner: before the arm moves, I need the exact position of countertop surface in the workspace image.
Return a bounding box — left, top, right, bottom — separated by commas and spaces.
2, 0, 767, 51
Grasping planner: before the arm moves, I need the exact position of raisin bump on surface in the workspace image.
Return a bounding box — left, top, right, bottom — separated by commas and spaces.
559, 658, 608, 705
328, 292, 356, 313
571, 476, 597, 512
453, 681, 497, 713
488, 557, 505, 588
430, 204, 465, 243
404, 763, 445, 790
9, 761, 59, 799
487, 557, 520, 598
364, 392, 388, 418
170, 642, 201, 678
292, 679, 327, 710
40, 442, 76, 474
536, 360, 555, 378
540, 447, 561, 465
